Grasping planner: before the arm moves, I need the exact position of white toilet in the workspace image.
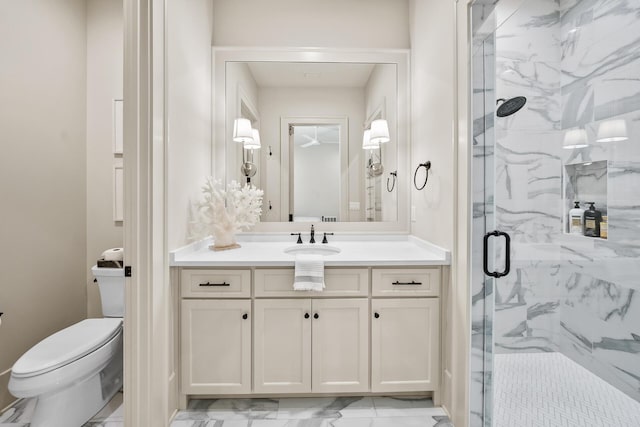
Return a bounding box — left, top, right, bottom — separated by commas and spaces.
9, 266, 124, 427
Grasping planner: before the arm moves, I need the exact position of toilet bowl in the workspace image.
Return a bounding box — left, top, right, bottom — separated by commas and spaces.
9, 266, 124, 427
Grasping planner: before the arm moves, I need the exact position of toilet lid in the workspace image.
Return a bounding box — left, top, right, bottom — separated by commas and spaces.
12, 318, 122, 377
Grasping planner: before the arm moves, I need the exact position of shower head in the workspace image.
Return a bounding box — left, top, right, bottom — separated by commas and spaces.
496, 96, 527, 117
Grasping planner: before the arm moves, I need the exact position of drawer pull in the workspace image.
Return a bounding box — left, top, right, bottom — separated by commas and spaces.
392, 280, 422, 286
199, 281, 230, 287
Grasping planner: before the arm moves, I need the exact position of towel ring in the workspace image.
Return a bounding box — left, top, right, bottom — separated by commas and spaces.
387, 171, 397, 192
414, 161, 431, 191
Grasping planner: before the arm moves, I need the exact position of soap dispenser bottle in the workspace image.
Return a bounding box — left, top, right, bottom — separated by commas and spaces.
583, 202, 602, 237
569, 201, 585, 235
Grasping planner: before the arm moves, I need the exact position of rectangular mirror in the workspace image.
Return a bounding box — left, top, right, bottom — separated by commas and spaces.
213, 49, 409, 231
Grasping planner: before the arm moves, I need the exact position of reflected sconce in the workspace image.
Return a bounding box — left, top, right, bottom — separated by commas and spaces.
364, 119, 390, 177
562, 128, 588, 149
233, 118, 261, 182
596, 119, 628, 142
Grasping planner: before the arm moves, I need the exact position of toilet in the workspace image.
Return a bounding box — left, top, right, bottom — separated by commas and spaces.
8, 266, 124, 427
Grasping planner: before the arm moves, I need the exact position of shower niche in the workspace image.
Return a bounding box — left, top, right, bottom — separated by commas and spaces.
563, 160, 608, 239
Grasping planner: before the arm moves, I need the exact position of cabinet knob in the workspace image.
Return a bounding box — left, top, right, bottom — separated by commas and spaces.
313, 313, 319, 319
242, 313, 248, 320
374, 312, 380, 319
304, 313, 310, 319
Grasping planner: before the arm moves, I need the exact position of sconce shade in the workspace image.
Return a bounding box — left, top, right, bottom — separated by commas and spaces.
563, 128, 588, 149
370, 119, 390, 144
362, 129, 379, 150
244, 128, 261, 149
233, 118, 253, 143
596, 119, 628, 142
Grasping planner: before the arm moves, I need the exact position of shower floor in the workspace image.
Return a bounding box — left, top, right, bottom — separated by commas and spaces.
494, 352, 640, 427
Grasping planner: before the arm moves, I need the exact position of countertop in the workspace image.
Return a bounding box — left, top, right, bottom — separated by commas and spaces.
170, 234, 450, 267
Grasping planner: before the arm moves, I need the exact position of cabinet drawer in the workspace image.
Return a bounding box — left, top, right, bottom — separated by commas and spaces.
181, 269, 250, 298
255, 268, 369, 297
372, 268, 440, 297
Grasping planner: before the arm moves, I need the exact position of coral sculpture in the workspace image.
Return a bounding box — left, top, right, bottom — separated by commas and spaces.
193, 177, 263, 250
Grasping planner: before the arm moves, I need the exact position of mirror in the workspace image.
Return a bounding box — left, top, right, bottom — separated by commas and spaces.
213, 50, 409, 230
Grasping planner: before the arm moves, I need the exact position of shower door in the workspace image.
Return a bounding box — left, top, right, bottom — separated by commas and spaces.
470, 23, 498, 427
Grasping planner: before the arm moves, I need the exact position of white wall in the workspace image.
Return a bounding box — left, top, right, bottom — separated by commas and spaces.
86, 0, 124, 318
212, 0, 410, 49
257, 87, 365, 222
167, 0, 214, 250
410, 0, 456, 250
0, 0, 87, 410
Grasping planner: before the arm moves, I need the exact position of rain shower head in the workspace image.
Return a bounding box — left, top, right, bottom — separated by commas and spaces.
496, 96, 527, 117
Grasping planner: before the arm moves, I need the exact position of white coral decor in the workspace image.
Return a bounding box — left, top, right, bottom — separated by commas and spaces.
196, 177, 263, 250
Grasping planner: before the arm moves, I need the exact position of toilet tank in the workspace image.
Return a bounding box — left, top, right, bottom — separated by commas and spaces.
91, 266, 125, 317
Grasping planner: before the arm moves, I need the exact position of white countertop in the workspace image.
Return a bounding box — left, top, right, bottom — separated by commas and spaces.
170, 234, 450, 267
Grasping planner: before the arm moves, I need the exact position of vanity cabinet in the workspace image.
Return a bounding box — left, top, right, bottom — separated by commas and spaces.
253, 298, 369, 393
371, 298, 439, 392
177, 265, 441, 399
370, 267, 440, 392
181, 299, 251, 394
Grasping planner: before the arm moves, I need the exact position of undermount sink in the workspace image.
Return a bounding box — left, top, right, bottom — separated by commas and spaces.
284, 244, 341, 256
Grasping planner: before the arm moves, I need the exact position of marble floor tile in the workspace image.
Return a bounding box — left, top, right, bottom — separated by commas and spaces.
276, 397, 376, 419
0, 392, 124, 427
371, 396, 444, 418
170, 398, 452, 427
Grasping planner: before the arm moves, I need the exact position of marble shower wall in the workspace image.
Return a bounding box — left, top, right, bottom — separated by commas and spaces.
557, 0, 640, 402
492, 0, 563, 354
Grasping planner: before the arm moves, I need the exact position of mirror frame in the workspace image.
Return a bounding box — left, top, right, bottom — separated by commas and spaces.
213, 47, 410, 233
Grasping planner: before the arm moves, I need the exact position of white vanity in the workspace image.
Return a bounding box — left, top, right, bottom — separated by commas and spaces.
170, 235, 450, 405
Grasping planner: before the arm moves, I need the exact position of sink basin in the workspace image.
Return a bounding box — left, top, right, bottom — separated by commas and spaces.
284, 244, 341, 256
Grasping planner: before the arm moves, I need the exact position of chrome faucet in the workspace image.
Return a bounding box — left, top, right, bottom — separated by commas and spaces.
309, 224, 315, 244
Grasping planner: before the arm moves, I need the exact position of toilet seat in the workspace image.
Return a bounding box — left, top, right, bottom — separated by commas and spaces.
11, 318, 122, 379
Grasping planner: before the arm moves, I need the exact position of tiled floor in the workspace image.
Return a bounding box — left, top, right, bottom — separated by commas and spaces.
171, 396, 452, 427
0, 391, 124, 427
494, 352, 640, 427
0, 394, 451, 427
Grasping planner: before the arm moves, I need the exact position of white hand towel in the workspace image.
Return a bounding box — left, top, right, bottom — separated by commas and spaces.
294, 254, 325, 292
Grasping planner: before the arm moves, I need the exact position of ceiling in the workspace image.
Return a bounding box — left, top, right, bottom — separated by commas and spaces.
246, 62, 376, 88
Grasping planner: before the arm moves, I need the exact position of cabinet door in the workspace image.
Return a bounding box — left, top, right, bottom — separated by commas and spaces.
181, 299, 251, 394
254, 299, 312, 393
371, 298, 440, 392
311, 298, 369, 393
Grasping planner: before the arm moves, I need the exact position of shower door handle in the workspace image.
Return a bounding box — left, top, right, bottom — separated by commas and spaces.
483, 230, 511, 278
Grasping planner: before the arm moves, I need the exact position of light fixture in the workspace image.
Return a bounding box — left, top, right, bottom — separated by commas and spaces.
362, 129, 378, 150
233, 118, 260, 182
363, 120, 390, 177
233, 118, 253, 143
370, 119, 390, 144
563, 128, 588, 149
245, 128, 261, 150
596, 119, 628, 142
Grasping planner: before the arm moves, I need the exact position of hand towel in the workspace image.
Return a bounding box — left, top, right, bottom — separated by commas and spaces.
293, 254, 325, 292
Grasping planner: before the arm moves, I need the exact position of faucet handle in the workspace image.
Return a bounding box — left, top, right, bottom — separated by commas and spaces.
290, 233, 302, 244
322, 232, 334, 244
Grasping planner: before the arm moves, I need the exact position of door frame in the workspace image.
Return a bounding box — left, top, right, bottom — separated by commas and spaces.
123, 0, 172, 425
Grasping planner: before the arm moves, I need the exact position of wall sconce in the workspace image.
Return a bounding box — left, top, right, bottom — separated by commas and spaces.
233, 118, 261, 183
596, 119, 628, 142
363, 119, 390, 177
562, 128, 588, 149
